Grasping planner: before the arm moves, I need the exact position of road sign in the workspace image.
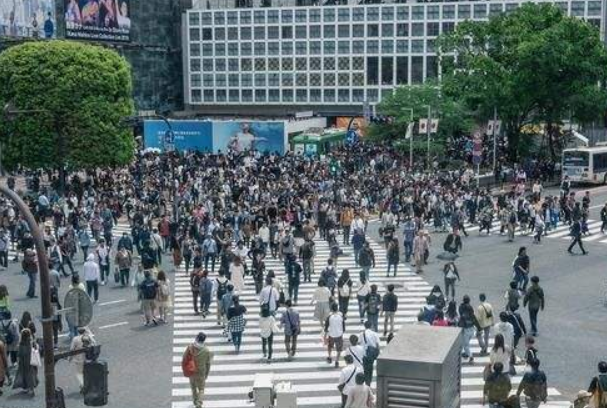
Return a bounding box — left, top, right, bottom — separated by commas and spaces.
64, 288, 94, 327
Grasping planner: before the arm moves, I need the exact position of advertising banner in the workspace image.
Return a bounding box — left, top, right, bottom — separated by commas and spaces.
213, 121, 287, 155
64, 0, 131, 42
143, 120, 213, 152
0, 0, 55, 38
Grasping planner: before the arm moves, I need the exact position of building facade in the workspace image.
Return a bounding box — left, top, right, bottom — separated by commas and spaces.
183, 0, 606, 116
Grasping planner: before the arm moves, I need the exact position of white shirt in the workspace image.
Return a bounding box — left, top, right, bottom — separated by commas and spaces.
326, 313, 344, 338
83, 260, 100, 282
259, 226, 270, 243
346, 345, 365, 369
491, 322, 515, 349
339, 365, 362, 396
259, 286, 280, 312
359, 329, 380, 353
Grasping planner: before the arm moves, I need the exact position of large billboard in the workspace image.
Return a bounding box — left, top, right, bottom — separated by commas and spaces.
144, 120, 213, 152
0, 0, 56, 38
64, 0, 131, 42
213, 121, 287, 155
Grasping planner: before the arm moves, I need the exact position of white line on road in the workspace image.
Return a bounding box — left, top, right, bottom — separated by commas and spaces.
98, 321, 128, 330
97, 299, 126, 307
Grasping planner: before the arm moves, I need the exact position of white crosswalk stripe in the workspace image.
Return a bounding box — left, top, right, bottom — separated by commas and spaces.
169, 235, 571, 408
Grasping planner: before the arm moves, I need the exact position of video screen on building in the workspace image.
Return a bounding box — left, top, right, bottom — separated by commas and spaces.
0, 0, 56, 38
64, 0, 131, 42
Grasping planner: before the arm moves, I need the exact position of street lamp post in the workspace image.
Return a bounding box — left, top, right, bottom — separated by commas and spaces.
0, 185, 57, 407
400, 108, 414, 169
424, 105, 432, 171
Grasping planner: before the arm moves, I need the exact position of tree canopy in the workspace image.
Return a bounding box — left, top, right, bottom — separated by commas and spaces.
439, 3, 607, 160
0, 40, 135, 171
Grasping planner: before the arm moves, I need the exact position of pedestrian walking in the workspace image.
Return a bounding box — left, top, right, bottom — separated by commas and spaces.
198, 271, 213, 318
0, 337, 8, 396
139, 270, 159, 326
482, 362, 512, 408
402, 217, 416, 263
11, 328, 38, 397
443, 261, 460, 300
219, 284, 235, 338
512, 246, 530, 292
181, 332, 213, 408
346, 334, 364, 370
69, 327, 95, 393
226, 296, 247, 353
286, 255, 302, 304
321, 259, 338, 295
324, 303, 345, 368
358, 242, 375, 281
359, 321, 380, 386
22, 249, 38, 299
458, 295, 479, 364
300, 239, 315, 282
523, 276, 545, 336
259, 307, 278, 363
413, 230, 428, 274
344, 372, 375, 408
382, 284, 398, 337
505, 281, 522, 312
279, 299, 300, 359
488, 333, 512, 376
586, 361, 607, 408
83, 253, 100, 303
337, 269, 353, 320
156, 271, 172, 323
355, 276, 370, 324
516, 358, 548, 408
95, 238, 111, 285
364, 284, 381, 333
189, 268, 203, 315
338, 355, 363, 408
312, 279, 332, 333
386, 238, 399, 277
475, 293, 494, 355
114, 246, 133, 287
568, 219, 588, 255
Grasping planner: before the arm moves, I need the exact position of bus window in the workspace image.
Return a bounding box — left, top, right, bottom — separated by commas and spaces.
563, 151, 589, 167
593, 152, 607, 172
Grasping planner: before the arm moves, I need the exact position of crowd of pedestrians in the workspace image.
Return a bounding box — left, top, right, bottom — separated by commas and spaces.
0, 141, 602, 408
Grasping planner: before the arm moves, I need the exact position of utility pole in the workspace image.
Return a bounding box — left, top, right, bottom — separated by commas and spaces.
426, 105, 432, 171
0, 185, 57, 407
492, 106, 498, 175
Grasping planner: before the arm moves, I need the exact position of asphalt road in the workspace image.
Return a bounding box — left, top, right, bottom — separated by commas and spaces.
364, 184, 607, 401
1, 183, 606, 407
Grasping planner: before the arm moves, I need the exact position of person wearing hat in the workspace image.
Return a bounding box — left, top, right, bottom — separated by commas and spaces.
182, 332, 213, 408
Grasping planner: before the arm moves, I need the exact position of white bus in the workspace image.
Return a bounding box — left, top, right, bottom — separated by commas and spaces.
562, 146, 607, 184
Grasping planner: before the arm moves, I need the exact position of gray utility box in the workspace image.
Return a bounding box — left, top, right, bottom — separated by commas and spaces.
376, 325, 462, 408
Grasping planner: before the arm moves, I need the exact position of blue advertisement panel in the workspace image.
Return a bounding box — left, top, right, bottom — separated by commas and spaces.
212, 121, 287, 154
143, 120, 213, 152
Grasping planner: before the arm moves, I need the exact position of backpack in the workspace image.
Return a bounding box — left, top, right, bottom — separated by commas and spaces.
190, 274, 202, 291
596, 376, 607, 408
140, 280, 157, 299
182, 346, 198, 378
359, 249, 371, 266
0, 320, 14, 345
216, 278, 228, 300
367, 294, 380, 315
509, 213, 517, 224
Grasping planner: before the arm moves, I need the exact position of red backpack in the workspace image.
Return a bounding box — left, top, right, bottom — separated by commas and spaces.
181, 346, 197, 378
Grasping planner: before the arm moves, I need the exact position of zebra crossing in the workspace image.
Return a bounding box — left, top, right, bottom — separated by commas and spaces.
451, 217, 607, 243
169, 235, 572, 408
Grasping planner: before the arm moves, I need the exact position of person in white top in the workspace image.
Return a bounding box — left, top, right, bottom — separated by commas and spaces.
324, 303, 345, 368
229, 256, 245, 293
359, 322, 381, 386
489, 333, 512, 375
339, 355, 363, 408
311, 280, 332, 332
83, 253, 100, 303
346, 334, 365, 370
492, 312, 515, 350
356, 277, 371, 323
345, 373, 375, 408
259, 278, 280, 314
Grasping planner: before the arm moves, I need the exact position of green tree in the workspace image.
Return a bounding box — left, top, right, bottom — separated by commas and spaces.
0, 40, 135, 180
439, 3, 607, 160
372, 82, 474, 159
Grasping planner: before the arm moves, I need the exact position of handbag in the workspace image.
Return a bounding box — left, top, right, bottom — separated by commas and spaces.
30, 345, 41, 367
113, 267, 120, 284
483, 364, 492, 381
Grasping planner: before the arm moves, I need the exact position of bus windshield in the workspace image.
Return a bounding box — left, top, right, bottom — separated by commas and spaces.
563, 151, 589, 167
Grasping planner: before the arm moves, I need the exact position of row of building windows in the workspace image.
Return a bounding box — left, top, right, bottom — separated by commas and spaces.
190, 21, 451, 42
191, 88, 398, 104
188, 1, 601, 26
190, 55, 439, 88
189, 38, 439, 58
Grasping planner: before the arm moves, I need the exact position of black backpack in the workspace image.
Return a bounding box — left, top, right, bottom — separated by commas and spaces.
216, 279, 228, 300
0, 320, 14, 345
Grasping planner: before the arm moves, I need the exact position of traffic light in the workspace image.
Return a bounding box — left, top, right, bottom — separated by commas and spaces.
84, 360, 109, 406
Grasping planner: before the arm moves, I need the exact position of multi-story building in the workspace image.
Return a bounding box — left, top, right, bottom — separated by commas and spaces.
182, 0, 606, 116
